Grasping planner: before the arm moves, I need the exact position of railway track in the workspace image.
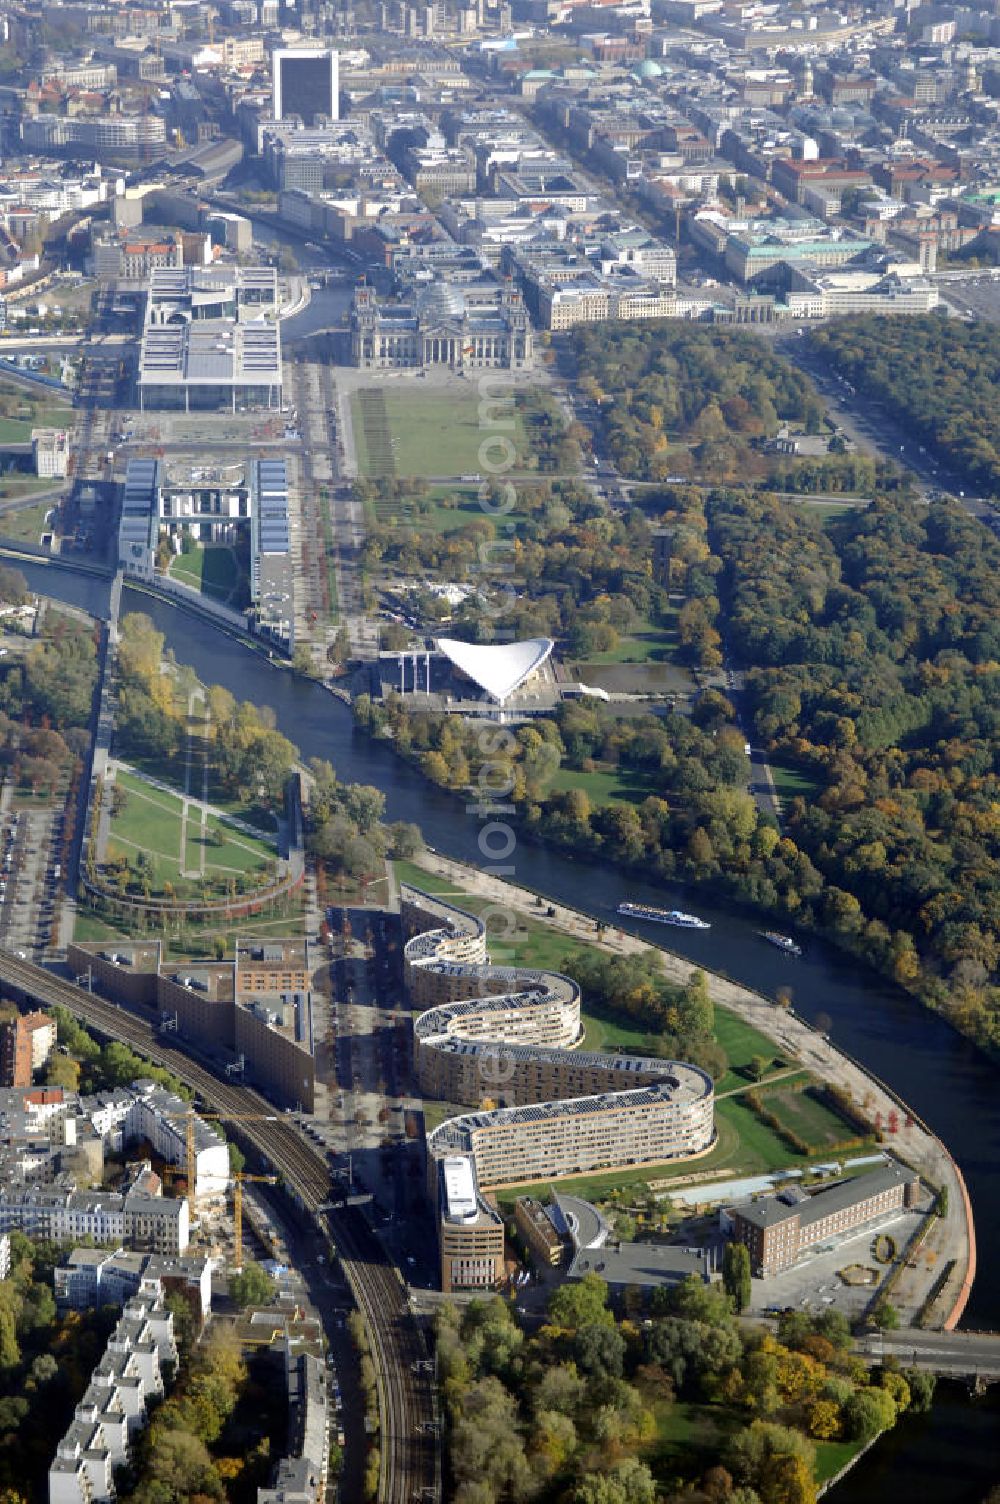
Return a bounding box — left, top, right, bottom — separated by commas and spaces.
0, 951, 439, 1504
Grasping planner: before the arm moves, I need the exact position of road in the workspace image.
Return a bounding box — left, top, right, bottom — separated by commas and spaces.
773, 334, 989, 517
0, 947, 440, 1504
861, 1326, 1000, 1379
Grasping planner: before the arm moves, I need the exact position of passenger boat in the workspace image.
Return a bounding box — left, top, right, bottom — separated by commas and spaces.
761, 931, 802, 957
617, 902, 710, 930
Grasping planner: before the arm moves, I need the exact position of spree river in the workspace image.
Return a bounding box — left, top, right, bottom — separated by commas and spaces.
16, 564, 1000, 1498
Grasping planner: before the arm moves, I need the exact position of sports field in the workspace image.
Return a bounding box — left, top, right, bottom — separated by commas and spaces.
106, 769, 276, 897
352, 388, 533, 479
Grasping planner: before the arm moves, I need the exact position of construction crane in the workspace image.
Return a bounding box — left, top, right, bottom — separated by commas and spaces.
232, 1172, 278, 1268
164, 1108, 282, 1218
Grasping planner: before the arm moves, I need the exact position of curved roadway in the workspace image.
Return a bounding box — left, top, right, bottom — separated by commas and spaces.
0, 949, 437, 1504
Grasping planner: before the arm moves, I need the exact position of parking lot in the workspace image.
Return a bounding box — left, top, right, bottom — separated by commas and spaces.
940, 273, 1000, 323
747, 1207, 928, 1320
0, 806, 62, 958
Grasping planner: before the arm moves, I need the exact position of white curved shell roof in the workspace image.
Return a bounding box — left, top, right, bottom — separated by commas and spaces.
435, 636, 554, 703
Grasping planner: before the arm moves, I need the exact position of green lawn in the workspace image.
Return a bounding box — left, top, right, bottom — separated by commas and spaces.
810, 502, 869, 524
0, 404, 74, 443
759, 1081, 863, 1152
574, 608, 680, 666
644, 1399, 864, 1486
203, 779, 278, 836
0, 497, 57, 542
168, 545, 240, 601
107, 769, 275, 897
770, 762, 823, 801
72, 911, 133, 944
714, 1095, 808, 1172
353, 389, 534, 479
74, 902, 307, 953
197, 811, 274, 877
814, 1437, 867, 1483
714, 1010, 785, 1094
544, 764, 659, 807
579, 1009, 651, 1054
422, 1099, 469, 1133
370, 485, 494, 535
647, 1399, 740, 1474
108, 772, 184, 886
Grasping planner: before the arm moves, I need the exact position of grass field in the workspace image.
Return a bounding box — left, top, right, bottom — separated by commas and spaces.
0, 497, 57, 542
574, 608, 680, 666
74, 903, 307, 953
353, 389, 533, 479
369, 484, 491, 534
713, 1010, 785, 1094
0, 404, 74, 444
108, 772, 182, 887
770, 762, 823, 802
644, 1398, 864, 1486
759, 1081, 861, 1151
544, 764, 659, 806
810, 501, 869, 524
168, 545, 240, 602
106, 768, 276, 898
422, 1099, 469, 1134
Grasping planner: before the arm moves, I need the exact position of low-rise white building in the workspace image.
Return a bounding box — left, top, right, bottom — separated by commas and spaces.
55, 1245, 214, 1318
32, 428, 70, 479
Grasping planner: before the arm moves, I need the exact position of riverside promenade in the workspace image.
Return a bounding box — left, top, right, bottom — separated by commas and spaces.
407, 850, 974, 1332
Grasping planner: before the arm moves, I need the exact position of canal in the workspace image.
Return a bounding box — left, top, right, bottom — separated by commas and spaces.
14, 548, 1000, 1499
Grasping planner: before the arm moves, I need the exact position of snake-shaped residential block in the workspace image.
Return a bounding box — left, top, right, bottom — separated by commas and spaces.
402, 886, 716, 1189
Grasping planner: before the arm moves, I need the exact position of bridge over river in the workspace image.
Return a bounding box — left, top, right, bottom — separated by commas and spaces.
860, 1327, 1000, 1385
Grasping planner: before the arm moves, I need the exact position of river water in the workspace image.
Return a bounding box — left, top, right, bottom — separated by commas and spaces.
18, 538, 1000, 1497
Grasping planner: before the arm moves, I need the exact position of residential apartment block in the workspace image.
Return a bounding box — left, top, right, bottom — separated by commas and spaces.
403, 886, 714, 1200
48, 1295, 176, 1504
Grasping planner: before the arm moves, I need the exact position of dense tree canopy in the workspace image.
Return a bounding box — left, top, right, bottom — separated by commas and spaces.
710, 489, 1000, 1050
436, 1278, 921, 1504
811, 314, 1000, 493
569, 323, 825, 484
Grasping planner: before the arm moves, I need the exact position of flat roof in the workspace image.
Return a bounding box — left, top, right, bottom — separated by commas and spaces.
442, 1155, 477, 1221
139, 319, 281, 388
568, 1240, 710, 1288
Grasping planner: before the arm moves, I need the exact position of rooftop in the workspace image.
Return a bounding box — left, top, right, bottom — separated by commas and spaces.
568, 1240, 712, 1288
433, 636, 554, 704
732, 1159, 917, 1232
